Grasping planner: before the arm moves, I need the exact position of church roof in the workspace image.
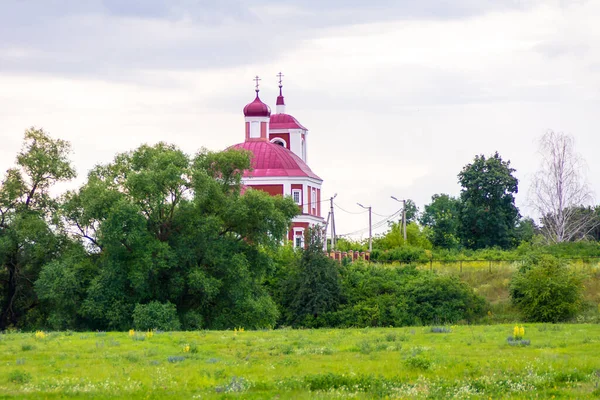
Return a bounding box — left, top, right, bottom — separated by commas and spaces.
230, 141, 321, 180
243, 92, 271, 117
269, 113, 307, 130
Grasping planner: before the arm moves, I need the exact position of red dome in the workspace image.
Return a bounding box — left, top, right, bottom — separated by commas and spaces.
243, 92, 271, 117
270, 113, 307, 130
230, 141, 321, 180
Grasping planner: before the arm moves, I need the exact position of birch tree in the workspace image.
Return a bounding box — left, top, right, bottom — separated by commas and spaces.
530, 131, 598, 243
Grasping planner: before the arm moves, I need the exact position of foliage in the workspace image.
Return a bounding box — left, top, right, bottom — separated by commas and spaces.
420, 194, 461, 249
132, 301, 181, 331
509, 255, 584, 322
458, 152, 520, 249
0, 128, 76, 329
282, 227, 342, 325
52, 143, 297, 330
402, 199, 419, 224
371, 245, 430, 264
314, 262, 486, 328
402, 273, 486, 324
373, 222, 432, 251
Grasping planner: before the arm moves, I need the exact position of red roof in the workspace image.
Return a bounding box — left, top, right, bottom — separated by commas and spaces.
229, 141, 321, 180
243, 93, 271, 117
269, 113, 307, 130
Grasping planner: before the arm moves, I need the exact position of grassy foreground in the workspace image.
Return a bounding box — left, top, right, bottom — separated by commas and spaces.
1, 325, 600, 399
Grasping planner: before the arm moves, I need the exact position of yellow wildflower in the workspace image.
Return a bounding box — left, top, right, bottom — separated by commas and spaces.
183, 344, 190, 353
519, 326, 525, 338
35, 330, 46, 339
128, 329, 135, 337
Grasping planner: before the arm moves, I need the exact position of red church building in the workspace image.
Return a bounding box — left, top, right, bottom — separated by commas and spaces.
229, 76, 324, 248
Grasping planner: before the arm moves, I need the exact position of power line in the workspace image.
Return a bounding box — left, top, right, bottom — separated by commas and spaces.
333, 202, 367, 215
338, 209, 402, 237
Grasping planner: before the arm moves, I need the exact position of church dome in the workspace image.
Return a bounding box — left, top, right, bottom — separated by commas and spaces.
270, 113, 307, 130
230, 141, 321, 180
243, 92, 271, 117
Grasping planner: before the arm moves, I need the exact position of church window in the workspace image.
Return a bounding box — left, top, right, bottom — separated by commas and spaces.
270, 137, 287, 147
292, 189, 301, 205
250, 121, 260, 138
311, 189, 317, 211
295, 236, 302, 248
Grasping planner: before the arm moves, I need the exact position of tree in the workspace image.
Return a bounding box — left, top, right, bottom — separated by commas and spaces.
509, 255, 584, 322
514, 217, 538, 243
530, 131, 598, 243
58, 143, 297, 330
420, 194, 461, 249
284, 227, 342, 326
0, 128, 76, 329
403, 199, 419, 224
458, 152, 520, 249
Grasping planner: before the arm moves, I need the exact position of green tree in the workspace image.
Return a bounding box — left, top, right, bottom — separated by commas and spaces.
403, 199, 419, 224
284, 227, 342, 326
59, 143, 297, 330
509, 255, 584, 322
420, 194, 461, 249
0, 128, 76, 329
458, 152, 520, 249
374, 221, 432, 251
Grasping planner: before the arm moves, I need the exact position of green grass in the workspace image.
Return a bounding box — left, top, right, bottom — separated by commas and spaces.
1, 325, 600, 398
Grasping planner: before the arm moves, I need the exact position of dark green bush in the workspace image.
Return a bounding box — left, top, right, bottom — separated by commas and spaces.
402, 273, 486, 324
509, 255, 584, 322
306, 262, 485, 328
132, 301, 181, 331
373, 246, 429, 263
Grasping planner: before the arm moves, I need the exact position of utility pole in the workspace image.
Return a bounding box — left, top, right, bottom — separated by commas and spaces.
391, 196, 407, 243
357, 203, 372, 252
330, 194, 337, 250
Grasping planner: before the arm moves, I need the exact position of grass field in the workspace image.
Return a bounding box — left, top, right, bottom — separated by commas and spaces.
1, 324, 600, 399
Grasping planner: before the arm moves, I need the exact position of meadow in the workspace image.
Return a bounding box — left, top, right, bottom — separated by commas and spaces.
1, 324, 600, 399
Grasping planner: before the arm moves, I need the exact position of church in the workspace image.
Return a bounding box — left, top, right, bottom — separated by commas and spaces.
228, 75, 324, 248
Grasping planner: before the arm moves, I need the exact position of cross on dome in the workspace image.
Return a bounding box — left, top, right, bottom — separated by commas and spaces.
276, 71, 286, 110
254, 75, 261, 92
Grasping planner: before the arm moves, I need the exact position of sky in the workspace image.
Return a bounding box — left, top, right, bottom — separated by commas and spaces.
1, 0, 600, 239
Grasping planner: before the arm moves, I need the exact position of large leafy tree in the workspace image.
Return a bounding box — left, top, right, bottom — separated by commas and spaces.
0, 128, 75, 329
420, 194, 461, 249
56, 143, 297, 330
458, 152, 520, 249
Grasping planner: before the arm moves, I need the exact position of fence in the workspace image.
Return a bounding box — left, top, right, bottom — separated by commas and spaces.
406, 257, 600, 274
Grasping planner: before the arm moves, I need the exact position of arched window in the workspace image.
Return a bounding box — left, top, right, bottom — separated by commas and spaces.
270, 138, 287, 148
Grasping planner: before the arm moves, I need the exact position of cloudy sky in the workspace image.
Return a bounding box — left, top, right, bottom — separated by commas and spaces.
1, 0, 599, 239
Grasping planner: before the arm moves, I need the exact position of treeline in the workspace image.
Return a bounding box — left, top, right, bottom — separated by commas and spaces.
0, 129, 300, 331
338, 135, 600, 263
0, 129, 591, 331
1, 129, 486, 331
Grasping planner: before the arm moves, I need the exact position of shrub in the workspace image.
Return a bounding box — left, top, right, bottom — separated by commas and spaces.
509, 255, 584, 322
9, 370, 31, 384
373, 245, 429, 264
403, 274, 487, 324
132, 301, 181, 331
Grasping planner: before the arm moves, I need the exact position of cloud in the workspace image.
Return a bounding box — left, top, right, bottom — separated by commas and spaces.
0, 0, 533, 80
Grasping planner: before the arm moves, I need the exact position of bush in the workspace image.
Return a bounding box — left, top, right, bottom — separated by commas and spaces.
403, 274, 486, 324
509, 255, 584, 322
372, 246, 429, 264
132, 301, 181, 331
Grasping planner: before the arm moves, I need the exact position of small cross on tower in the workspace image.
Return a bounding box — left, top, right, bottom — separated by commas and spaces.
254, 75, 261, 92
277, 72, 284, 88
